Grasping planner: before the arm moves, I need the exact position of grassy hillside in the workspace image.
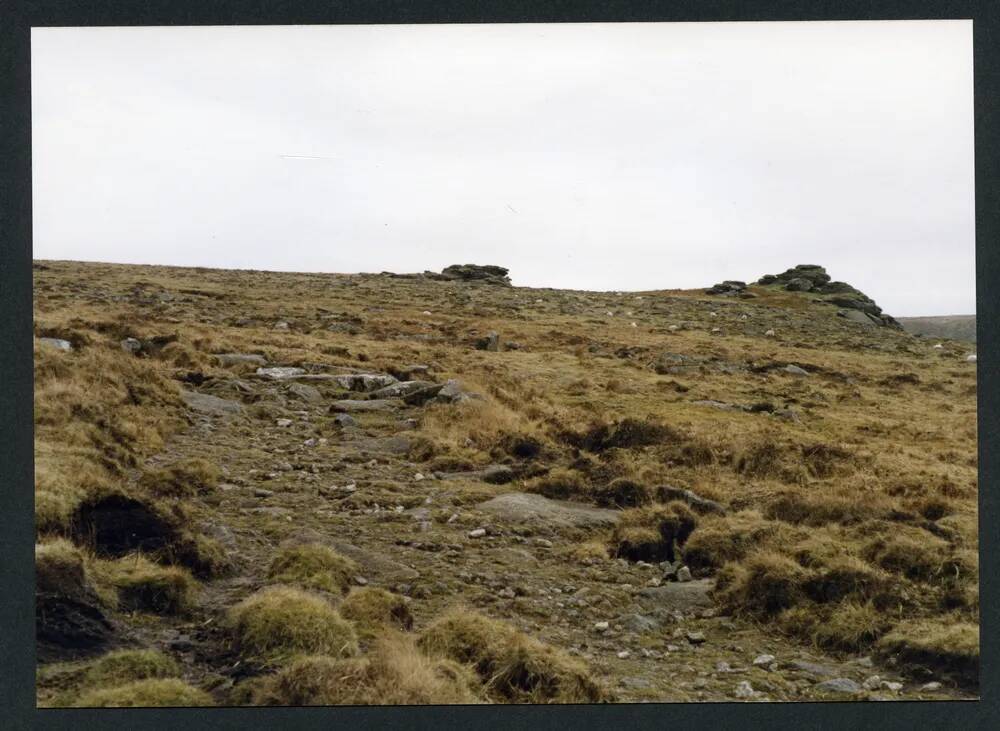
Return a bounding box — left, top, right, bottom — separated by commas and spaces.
898, 316, 976, 343
33, 260, 978, 705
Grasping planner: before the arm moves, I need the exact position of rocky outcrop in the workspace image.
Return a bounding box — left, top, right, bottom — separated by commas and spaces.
705, 280, 747, 296
757, 264, 831, 290
756, 265, 902, 329
427, 264, 511, 286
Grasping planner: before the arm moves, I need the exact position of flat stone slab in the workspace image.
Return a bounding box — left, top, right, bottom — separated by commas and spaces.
180, 389, 242, 415
369, 380, 437, 399
635, 580, 715, 612
256, 366, 307, 380
38, 337, 73, 351
331, 373, 398, 392
783, 660, 841, 678
478, 492, 620, 529
331, 399, 400, 412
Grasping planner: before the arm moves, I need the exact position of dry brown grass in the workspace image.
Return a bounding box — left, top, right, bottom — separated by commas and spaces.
140, 458, 220, 498
339, 587, 414, 644
611, 501, 698, 563
90, 554, 198, 615
73, 678, 213, 707
418, 607, 610, 703
228, 586, 359, 665
33, 260, 979, 694
267, 543, 358, 595
248, 633, 485, 705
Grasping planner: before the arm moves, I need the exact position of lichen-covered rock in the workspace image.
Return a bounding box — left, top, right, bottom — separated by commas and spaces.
434, 264, 511, 286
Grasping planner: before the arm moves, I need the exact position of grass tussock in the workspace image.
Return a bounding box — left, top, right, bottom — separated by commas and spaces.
682, 511, 804, 575
140, 458, 220, 498
809, 602, 890, 652
418, 397, 547, 458
611, 501, 697, 563
876, 619, 979, 686
34, 338, 184, 534
734, 437, 805, 484
418, 608, 610, 703
91, 555, 198, 615
525, 468, 588, 501
801, 443, 856, 479
267, 543, 358, 595
765, 489, 893, 527
714, 552, 809, 617
84, 649, 181, 687
339, 587, 414, 643
74, 678, 213, 707
36, 539, 93, 597
566, 417, 680, 452
592, 478, 652, 508
249, 634, 485, 705
228, 586, 359, 665
862, 530, 950, 582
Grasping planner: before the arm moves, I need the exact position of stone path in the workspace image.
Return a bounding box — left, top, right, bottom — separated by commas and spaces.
129, 363, 972, 703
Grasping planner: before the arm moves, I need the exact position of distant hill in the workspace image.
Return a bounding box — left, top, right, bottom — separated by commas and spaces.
897, 315, 976, 343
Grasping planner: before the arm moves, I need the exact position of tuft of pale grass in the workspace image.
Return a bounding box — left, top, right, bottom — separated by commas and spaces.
524, 468, 588, 501
267, 543, 358, 595
251, 633, 484, 705
140, 458, 220, 498
810, 602, 889, 652
228, 586, 359, 665
876, 619, 979, 686
419, 396, 546, 457
91, 554, 198, 615
611, 501, 697, 563
73, 678, 213, 707
418, 607, 610, 703
84, 649, 181, 687
863, 530, 950, 582
714, 551, 810, 617
339, 587, 414, 644
765, 488, 894, 526
683, 511, 805, 575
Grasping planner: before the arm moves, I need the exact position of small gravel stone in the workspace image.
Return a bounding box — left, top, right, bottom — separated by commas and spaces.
676, 566, 692, 582
733, 681, 755, 698
753, 654, 776, 667
468, 528, 487, 538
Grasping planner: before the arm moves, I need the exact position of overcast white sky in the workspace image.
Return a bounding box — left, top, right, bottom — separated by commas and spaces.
32, 21, 974, 316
